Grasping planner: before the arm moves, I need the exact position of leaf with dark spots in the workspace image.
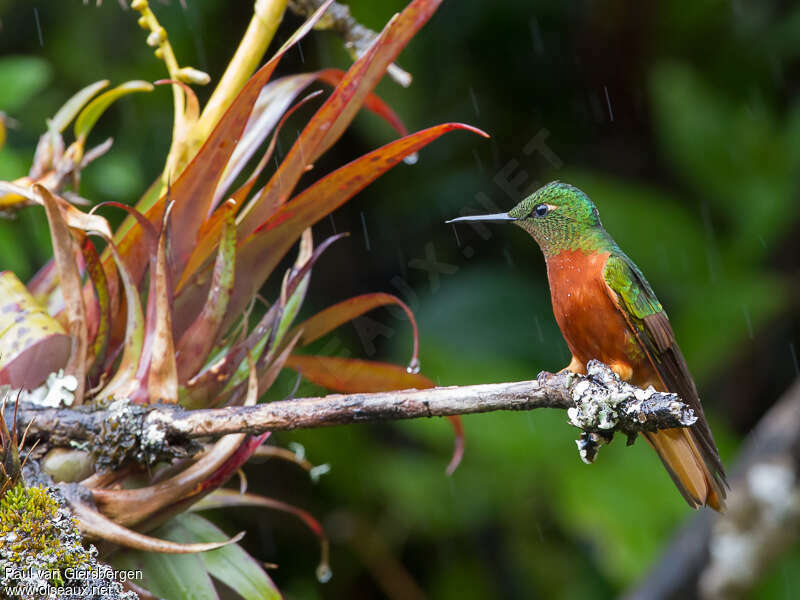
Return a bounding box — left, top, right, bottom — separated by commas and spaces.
0, 271, 70, 389
315, 68, 408, 137
35, 184, 87, 404
237, 0, 444, 240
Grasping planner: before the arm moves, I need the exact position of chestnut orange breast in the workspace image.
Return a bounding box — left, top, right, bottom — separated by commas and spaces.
545, 249, 645, 371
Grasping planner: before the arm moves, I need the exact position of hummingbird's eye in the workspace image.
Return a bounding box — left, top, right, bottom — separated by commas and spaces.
533, 203, 549, 218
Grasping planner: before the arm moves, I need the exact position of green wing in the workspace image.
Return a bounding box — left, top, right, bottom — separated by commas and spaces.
602, 253, 666, 354
602, 253, 726, 484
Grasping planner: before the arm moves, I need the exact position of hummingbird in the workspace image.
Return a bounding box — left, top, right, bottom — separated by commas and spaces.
448, 181, 727, 510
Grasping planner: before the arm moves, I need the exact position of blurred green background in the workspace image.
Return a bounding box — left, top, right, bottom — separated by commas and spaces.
2, 1, 800, 598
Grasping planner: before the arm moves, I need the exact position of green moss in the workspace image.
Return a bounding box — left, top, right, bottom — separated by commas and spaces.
0, 482, 90, 586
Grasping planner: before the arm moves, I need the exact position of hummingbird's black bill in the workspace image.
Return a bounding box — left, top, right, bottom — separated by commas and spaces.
445, 213, 517, 224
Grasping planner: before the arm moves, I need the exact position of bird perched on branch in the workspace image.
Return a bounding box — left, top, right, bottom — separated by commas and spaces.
448, 181, 728, 510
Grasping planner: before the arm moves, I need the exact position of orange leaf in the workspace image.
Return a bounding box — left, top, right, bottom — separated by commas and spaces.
210, 123, 487, 331
285, 355, 433, 394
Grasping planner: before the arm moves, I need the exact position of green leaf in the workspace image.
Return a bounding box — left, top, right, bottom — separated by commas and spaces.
162, 514, 281, 600
50, 79, 109, 133
0, 56, 51, 113
73, 80, 154, 142
112, 544, 219, 600
650, 62, 800, 248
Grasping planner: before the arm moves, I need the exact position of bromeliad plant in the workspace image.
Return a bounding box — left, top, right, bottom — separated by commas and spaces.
0, 0, 483, 597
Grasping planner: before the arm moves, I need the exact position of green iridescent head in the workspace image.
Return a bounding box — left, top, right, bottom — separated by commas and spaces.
447, 181, 612, 257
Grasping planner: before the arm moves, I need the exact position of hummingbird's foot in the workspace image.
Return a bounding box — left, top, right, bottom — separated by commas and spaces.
558, 355, 585, 375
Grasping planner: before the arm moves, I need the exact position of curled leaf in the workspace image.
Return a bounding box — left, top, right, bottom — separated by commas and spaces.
73, 80, 154, 143
95, 238, 145, 401
35, 184, 87, 404
50, 79, 110, 133
287, 292, 420, 368
73, 500, 244, 554
147, 203, 178, 403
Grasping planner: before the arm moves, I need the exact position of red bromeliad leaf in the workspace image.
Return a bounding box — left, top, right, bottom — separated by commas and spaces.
237, 0, 444, 238
181, 303, 279, 409
178, 67, 409, 295
445, 415, 464, 476
211, 78, 324, 212
288, 293, 419, 363
147, 205, 179, 404
35, 184, 87, 404
96, 238, 145, 401
175, 209, 236, 383
154, 79, 200, 124
284, 355, 433, 393
112, 0, 334, 286
284, 350, 465, 473
215, 68, 410, 212
94, 363, 265, 528
81, 239, 111, 378
227, 88, 325, 208
191, 123, 487, 333
315, 68, 407, 137
181, 232, 344, 407
175, 199, 237, 293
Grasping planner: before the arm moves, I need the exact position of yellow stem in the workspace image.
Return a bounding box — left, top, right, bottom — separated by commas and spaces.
197, 0, 288, 142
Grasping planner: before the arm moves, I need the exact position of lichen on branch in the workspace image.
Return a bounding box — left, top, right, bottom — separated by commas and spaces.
6, 360, 697, 468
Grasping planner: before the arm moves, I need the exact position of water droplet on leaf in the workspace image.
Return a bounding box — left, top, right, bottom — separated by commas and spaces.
316, 563, 333, 583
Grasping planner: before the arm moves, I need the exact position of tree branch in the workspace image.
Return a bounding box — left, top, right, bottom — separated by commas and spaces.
6, 361, 696, 469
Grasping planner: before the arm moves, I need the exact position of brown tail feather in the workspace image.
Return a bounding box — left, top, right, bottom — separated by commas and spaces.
643, 428, 725, 511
